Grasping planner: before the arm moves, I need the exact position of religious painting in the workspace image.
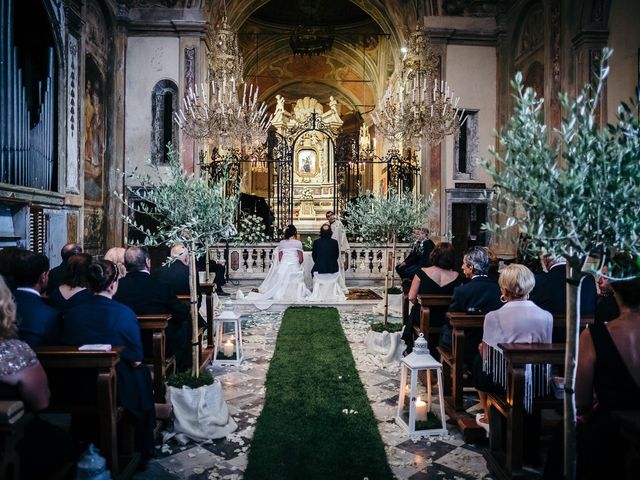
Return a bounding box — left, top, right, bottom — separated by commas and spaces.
296, 148, 318, 177
83, 55, 105, 205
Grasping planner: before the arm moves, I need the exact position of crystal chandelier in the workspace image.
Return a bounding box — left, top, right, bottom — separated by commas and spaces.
174, 17, 272, 150
372, 25, 464, 149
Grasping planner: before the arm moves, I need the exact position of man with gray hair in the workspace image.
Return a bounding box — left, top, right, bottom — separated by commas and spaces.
439, 246, 502, 361
115, 245, 192, 370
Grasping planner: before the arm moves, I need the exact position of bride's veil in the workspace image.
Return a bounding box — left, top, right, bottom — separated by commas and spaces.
258, 246, 281, 293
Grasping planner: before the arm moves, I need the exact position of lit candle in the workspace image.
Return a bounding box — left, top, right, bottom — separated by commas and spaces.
415, 396, 428, 421
223, 339, 234, 357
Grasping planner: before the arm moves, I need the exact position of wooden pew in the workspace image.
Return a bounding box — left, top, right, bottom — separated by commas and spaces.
34, 346, 139, 478
437, 312, 485, 441
176, 294, 215, 372
485, 343, 565, 479
137, 314, 175, 403
417, 294, 453, 345
0, 401, 25, 480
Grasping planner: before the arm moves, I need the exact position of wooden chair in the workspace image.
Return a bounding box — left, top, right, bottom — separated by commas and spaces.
485, 343, 565, 479
137, 314, 175, 403
34, 346, 139, 479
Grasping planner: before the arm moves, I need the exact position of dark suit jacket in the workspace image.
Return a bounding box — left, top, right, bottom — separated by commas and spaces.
403, 239, 435, 268
46, 262, 67, 295
15, 289, 62, 347
154, 260, 203, 309
113, 271, 190, 324
311, 237, 340, 274
530, 265, 597, 315
449, 276, 502, 314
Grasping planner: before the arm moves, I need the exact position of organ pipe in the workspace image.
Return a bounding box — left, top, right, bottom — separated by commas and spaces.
0, 0, 55, 191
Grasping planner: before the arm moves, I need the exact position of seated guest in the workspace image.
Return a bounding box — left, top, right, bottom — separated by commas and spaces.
545, 275, 640, 479
439, 246, 502, 361
485, 246, 500, 283
473, 264, 552, 431
155, 243, 205, 327
0, 276, 75, 479
311, 224, 340, 275
402, 242, 462, 354
47, 253, 93, 312
196, 254, 228, 296
13, 250, 61, 347
594, 265, 620, 325
530, 254, 597, 317
62, 260, 155, 466
46, 242, 82, 295
395, 227, 435, 280
104, 246, 127, 279
0, 246, 26, 290
114, 246, 192, 370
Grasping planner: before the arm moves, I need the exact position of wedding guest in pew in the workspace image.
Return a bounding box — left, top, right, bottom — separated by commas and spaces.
484, 246, 501, 283
472, 264, 552, 433
196, 253, 229, 296
155, 243, 205, 326
62, 259, 155, 468
47, 253, 93, 312
13, 250, 62, 347
104, 246, 127, 279
0, 276, 75, 479
114, 246, 192, 370
402, 242, 461, 354
439, 246, 502, 361
545, 274, 640, 479
46, 242, 82, 295
0, 246, 26, 290
529, 254, 597, 326
595, 264, 620, 325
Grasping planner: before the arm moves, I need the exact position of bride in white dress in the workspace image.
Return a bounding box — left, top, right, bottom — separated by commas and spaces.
245, 225, 310, 308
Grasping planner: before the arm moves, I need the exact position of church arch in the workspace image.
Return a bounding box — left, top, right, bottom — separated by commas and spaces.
150, 79, 179, 165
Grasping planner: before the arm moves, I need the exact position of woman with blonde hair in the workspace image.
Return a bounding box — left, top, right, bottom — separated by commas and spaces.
104, 246, 127, 279
473, 263, 552, 432
0, 275, 74, 477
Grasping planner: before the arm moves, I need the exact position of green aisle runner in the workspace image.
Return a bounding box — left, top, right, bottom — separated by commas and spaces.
244, 307, 394, 480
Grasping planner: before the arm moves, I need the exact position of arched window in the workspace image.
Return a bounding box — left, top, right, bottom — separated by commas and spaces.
151, 80, 179, 164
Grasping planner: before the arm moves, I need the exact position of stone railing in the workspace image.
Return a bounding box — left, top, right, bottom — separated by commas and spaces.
208, 242, 413, 281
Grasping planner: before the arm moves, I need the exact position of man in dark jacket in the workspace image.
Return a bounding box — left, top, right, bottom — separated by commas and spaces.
439, 246, 502, 362
14, 250, 62, 347
530, 254, 597, 341
114, 246, 192, 370
396, 227, 435, 280
311, 224, 340, 275
46, 242, 82, 294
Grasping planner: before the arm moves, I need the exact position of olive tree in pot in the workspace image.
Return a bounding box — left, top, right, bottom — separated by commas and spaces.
116, 146, 239, 376
345, 188, 433, 327
482, 48, 640, 479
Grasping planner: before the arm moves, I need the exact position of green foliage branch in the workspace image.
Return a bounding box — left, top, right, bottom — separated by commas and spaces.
344, 188, 434, 245
481, 48, 640, 479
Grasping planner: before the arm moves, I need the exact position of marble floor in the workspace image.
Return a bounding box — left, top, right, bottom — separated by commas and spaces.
135, 304, 503, 480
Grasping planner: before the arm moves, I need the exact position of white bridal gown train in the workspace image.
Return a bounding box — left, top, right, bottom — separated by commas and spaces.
245, 239, 310, 309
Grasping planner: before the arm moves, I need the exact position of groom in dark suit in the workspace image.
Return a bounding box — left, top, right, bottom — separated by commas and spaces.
311, 224, 340, 274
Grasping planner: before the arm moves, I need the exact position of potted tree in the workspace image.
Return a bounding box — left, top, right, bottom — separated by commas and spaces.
346, 189, 433, 362
482, 48, 640, 479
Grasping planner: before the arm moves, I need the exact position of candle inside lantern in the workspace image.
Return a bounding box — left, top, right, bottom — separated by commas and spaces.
223, 339, 234, 357
415, 396, 428, 421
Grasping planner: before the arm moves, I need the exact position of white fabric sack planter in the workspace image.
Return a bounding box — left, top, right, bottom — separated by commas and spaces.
364, 328, 403, 364
167, 380, 237, 442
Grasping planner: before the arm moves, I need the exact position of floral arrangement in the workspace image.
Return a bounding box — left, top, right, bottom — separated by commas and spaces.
236, 214, 270, 244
